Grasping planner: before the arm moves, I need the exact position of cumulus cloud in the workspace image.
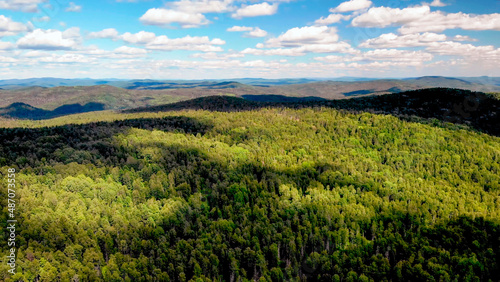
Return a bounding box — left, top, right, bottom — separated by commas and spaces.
430, 0, 447, 7
88, 28, 120, 39
425, 41, 500, 59
352, 49, 434, 63
191, 52, 244, 60
359, 32, 447, 48
242, 41, 358, 57
0, 15, 29, 37
252, 25, 359, 57
145, 35, 225, 52
0, 41, 15, 50
247, 28, 267, 38
314, 14, 351, 26
352, 5, 500, 34
266, 26, 339, 47
330, 0, 372, 13
139, 0, 236, 28
17, 28, 81, 50
170, 0, 234, 14
121, 31, 156, 44
86, 29, 225, 51
66, 2, 82, 12
38, 54, 95, 63
227, 26, 253, 32
34, 16, 50, 22
0, 0, 46, 12
227, 26, 267, 37
231, 2, 278, 19
140, 8, 210, 28
451, 35, 477, 42
114, 46, 149, 55
314, 49, 433, 66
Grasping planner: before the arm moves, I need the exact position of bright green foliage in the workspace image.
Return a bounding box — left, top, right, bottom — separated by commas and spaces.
0, 107, 499, 281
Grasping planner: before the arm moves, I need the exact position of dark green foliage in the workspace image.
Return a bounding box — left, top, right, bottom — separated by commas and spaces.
127, 88, 500, 136
0, 107, 499, 281
0, 102, 105, 120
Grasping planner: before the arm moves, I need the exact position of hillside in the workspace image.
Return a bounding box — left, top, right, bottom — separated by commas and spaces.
125, 88, 500, 137
0, 102, 105, 120
0, 106, 499, 281
1, 78, 499, 113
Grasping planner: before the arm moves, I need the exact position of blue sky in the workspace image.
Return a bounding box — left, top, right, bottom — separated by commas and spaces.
0, 0, 499, 79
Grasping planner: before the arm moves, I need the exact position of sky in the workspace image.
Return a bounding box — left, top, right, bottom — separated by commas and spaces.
0, 0, 500, 79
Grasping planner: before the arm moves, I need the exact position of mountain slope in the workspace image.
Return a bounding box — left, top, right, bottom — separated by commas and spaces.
126, 88, 500, 136
0, 102, 105, 120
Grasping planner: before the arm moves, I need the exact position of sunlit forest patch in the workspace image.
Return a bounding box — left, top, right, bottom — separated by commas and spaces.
1, 107, 499, 281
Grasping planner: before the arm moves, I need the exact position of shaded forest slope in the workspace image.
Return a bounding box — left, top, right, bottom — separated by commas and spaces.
126, 88, 500, 137
0, 107, 499, 281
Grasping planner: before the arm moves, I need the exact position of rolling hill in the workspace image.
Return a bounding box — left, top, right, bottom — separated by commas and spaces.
125, 88, 500, 137
2, 77, 499, 113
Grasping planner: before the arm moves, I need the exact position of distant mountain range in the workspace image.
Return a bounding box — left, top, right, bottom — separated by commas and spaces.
2, 87, 499, 137
1, 76, 499, 90
1, 76, 499, 113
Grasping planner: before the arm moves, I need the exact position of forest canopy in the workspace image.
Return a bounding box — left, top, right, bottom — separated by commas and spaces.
1, 101, 499, 281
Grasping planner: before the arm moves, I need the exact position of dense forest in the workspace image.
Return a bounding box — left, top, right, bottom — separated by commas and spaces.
126, 88, 500, 137
1, 89, 500, 281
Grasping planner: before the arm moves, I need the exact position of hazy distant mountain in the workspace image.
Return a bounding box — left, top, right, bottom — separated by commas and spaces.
2, 76, 500, 90
403, 76, 499, 92
1, 77, 499, 113
0, 102, 105, 120
126, 88, 500, 136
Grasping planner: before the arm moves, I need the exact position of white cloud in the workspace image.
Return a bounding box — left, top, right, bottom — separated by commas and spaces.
352, 6, 429, 28
359, 32, 447, 48
17, 28, 81, 50
88, 28, 120, 39
0, 15, 29, 37
140, 8, 210, 28
86, 29, 224, 52
145, 35, 225, 52
330, 0, 372, 13
231, 2, 278, 19
242, 41, 358, 56
170, 0, 234, 14
39, 54, 95, 63
314, 14, 351, 26
114, 46, 148, 55
121, 31, 156, 44
425, 41, 500, 59
191, 51, 244, 60
0, 55, 17, 63
33, 16, 50, 23
314, 55, 345, 63
352, 49, 434, 62
227, 26, 267, 37
227, 26, 253, 32
451, 35, 476, 42
0, 0, 46, 12
66, 2, 82, 12
352, 5, 500, 34
430, 0, 447, 7
0, 41, 15, 50
247, 27, 267, 38
254, 25, 358, 57
266, 26, 339, 47
242, 47, 306, 56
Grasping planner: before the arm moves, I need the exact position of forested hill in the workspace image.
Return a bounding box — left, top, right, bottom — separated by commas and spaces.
0, 102, 105, 120
0, 107, 499, 281
125, 88, 500, 137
